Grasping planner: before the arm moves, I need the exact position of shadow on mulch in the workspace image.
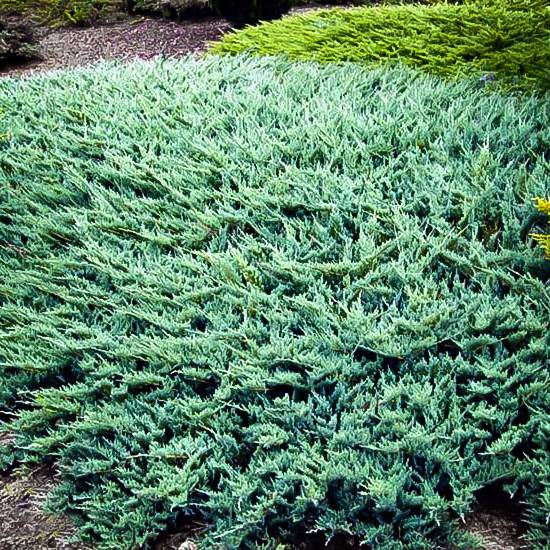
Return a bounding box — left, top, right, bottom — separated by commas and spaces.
457, 484, 530, 550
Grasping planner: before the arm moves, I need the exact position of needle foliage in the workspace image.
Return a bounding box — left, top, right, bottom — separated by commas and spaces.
0, 57, 549, 549
211, 0, 550, 92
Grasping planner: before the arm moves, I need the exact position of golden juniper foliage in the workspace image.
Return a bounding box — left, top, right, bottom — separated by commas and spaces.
211, 0, 550, 92
532, 198, 550, 258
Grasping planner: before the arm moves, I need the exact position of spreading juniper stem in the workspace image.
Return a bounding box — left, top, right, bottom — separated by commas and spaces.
211, 0, 550, 92
0, 57, 549, 549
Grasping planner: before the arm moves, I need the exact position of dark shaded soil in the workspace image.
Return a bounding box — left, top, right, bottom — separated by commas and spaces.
461, 510, 528, 550
456, 483, 530, 550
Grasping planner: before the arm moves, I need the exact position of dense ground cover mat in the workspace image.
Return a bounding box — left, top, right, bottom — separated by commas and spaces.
0, 57, 549, 549
211, 0, 550, 92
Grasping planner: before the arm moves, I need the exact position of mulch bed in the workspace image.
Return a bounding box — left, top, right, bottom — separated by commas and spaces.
0, 467, 90, 550
461, 510, 527, 550
0, 15, 232, 78
0, 4, 343, 78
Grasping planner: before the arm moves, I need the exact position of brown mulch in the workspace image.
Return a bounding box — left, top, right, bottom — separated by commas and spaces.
0, 467, 90, 550
0, 15, 232, 78
460, 509, 528, 550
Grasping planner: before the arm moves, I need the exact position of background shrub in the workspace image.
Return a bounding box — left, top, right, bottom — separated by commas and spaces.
0, 57, 548, 549
0, 0, 128, 26
0, 0, 324, 27
211, 0, 291, 26
131, 0, 210, 18
0, 18, 39, 64
211, 0, 550, 92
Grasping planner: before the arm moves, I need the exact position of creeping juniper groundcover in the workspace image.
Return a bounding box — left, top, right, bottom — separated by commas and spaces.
0, 57, 549, 548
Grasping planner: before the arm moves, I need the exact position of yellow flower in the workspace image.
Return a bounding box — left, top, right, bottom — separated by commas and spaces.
532, 198, 550, 259
534, 197, 550, 215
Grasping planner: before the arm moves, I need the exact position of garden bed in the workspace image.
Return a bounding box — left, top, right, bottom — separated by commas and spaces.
0, 15, 231, 78
1, 2, 549, 548
0, 4, 340, 78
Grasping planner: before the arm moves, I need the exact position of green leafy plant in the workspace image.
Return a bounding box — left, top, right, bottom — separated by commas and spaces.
211, 0, 550, 91
0, 57, 549, 549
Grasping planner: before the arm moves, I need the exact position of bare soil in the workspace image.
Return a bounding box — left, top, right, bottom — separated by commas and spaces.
0, 467, 90, 550
461, 510, 528, 550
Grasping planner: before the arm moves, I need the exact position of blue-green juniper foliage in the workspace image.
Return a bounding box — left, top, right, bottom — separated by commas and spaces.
0, 57, 549, 548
